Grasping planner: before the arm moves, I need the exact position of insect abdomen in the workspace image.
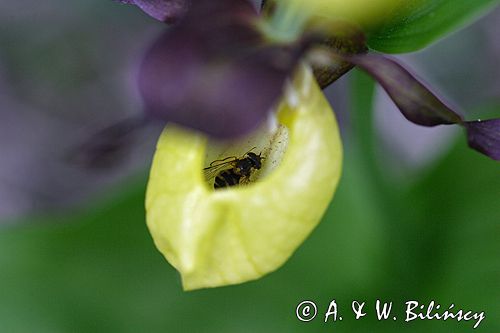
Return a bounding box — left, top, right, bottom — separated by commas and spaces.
214, 170, 241, 189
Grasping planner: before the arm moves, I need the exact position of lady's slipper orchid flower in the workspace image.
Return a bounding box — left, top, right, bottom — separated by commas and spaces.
103, 0, 500, 290
146, 66, 342, 290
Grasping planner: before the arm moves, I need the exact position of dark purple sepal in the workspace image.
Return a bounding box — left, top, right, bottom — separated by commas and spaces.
348, 53, 464, 126
113, 0, 189, 23
68, 116, 152, 169
346, 52, 500, 161
138, 0, 304, 139
465, 119, 500, 161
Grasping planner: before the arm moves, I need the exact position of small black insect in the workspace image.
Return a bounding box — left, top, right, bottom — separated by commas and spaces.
203, 149, 263, 189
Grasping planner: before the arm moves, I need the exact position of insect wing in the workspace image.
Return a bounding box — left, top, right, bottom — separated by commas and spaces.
203, 157, 237, 181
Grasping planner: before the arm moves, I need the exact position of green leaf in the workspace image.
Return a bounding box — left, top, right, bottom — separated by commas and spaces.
368, 0, 500, 53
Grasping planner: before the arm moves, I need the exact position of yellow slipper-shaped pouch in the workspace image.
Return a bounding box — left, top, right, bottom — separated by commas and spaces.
146, 65, 342, 290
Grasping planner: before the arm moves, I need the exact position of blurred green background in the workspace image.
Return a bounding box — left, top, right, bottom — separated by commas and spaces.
0, 1, 499, 332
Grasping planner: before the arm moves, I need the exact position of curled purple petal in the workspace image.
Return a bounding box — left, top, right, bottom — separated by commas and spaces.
465, 119, 500, 161
114, 0, 189, 23
342, 52, 500, 161
69, 116, 151, 169
348, 53, 464, 126
138, 0, 303, 138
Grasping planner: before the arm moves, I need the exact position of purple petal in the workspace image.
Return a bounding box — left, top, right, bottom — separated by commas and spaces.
138, 0, 303, 138
344, 52, 500, 161
465, 119, 500, 161
113, 0, 189, 23
69, 116, 151, 169
348, 53, 464, 126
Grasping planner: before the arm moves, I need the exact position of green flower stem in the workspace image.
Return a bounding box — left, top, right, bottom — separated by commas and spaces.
348, 69, 391, 285
349, 69, 434, 295
348, 69, 411, 291
350, 69, 377, 168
